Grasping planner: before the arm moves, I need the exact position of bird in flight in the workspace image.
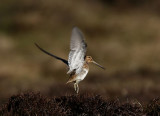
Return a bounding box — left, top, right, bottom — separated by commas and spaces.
35, 27, 105, 93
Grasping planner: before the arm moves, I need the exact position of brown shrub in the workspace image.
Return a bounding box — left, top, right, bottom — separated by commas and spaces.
145, 97, 160, 116
0, 92, 159, 115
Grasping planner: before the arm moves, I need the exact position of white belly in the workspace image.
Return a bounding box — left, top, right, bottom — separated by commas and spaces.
76, 68, 89, 81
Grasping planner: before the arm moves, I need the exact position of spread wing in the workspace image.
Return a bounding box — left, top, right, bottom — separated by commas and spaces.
67, 27, 87, 74
35, 43, 68, 65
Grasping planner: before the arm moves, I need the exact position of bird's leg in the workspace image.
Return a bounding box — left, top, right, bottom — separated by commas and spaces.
76, 83, 79, 94
74, 82, 79, 94
74, 82, 77, 92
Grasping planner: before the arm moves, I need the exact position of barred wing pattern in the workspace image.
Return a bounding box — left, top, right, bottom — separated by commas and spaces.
67, 27, 87, 74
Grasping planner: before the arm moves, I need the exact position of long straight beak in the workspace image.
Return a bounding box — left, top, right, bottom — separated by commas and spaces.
92, 61, 105, 70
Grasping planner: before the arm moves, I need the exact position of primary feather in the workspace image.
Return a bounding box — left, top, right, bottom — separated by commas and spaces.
35, 43, 68, 65
67, 27, 87, 74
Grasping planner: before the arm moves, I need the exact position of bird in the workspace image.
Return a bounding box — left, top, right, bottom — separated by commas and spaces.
35, 27, 105, 93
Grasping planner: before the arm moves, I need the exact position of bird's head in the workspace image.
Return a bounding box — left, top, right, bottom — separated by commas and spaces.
85, 56, 93, 63
85, 56, 105, 70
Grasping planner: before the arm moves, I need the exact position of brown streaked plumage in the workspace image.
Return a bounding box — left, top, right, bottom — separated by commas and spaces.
66, 59, 89, 84
35, 27, 105, 94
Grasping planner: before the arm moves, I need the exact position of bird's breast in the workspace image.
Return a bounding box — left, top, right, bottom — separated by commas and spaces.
76, 67, 89, 81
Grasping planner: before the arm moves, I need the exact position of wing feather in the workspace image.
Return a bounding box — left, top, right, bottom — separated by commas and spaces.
67, 27, 87, 74
35, 43, 68, 65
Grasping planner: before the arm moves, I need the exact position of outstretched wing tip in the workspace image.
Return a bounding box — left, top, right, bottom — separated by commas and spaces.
34, 42, 68, 66
34, 42, 40, 49
72, 26, 79, 30
72, 26, 77, 29
34, 42, 37, 45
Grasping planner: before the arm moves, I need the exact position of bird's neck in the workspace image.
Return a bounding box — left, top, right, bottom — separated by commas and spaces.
83, 62, 89, 69
84, 58, 90, 64
85, 60, 88, 64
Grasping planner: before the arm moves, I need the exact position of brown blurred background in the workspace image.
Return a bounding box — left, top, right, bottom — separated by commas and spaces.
0, 0, 160, 104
